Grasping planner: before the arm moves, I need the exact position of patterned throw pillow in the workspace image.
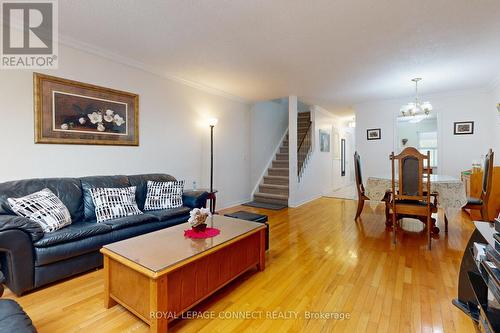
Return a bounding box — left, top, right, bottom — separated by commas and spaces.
8, 188, 72, 233
89, 187, 143, 223
144, 181, 184, 211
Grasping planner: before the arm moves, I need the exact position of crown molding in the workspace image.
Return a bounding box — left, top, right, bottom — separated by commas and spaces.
58, 34, 251, 104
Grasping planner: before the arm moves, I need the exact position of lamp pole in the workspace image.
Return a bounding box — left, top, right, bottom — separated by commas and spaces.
210, 124, 214, 193
207, 118, 218, 214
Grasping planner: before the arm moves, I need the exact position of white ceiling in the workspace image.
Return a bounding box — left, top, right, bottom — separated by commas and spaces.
59, 0, 500, 115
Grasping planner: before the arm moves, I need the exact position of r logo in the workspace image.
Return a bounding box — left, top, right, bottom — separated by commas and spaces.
1, 1, 58, 69
2, 2, 53, 54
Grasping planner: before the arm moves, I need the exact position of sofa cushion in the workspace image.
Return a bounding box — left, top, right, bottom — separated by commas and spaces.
35, 231, 114, 266
101, 214, 158, 230
34, 222, 112, 248
81, 175, 130, 221
8, 188, 72, 233
34, 215, 188, 266
0, 177, 83, 221
128, 174, 177, 210
89, 187, 143, 223
34, 251, 103, 290
0, 299, 36, 333
107, 215, 189, 244
145, 206, 190, 221
144, 180, 184, 210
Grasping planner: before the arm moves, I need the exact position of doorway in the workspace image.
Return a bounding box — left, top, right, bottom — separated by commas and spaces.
395, 114, 438, 172
326, 128, 356, 200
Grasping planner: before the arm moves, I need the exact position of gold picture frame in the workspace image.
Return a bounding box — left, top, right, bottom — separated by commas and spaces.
34, 73, 139, 146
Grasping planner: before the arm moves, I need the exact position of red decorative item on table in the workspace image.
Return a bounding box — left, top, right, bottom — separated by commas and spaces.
184, 227, 220, 239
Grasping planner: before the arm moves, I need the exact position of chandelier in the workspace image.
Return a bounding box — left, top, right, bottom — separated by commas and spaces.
400, 78, 432, 120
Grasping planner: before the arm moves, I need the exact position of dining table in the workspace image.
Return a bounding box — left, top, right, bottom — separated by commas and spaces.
365, 174, 468, 220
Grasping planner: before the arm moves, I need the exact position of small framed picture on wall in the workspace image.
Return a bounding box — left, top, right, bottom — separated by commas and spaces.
319, 129, 331, 152
453, 121, 474, 135
366, 128, 381, 140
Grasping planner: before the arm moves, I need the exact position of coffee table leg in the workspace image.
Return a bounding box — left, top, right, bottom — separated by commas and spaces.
103, 256, 117, 308
258, 229, 266, 271
150, 277, 168, 333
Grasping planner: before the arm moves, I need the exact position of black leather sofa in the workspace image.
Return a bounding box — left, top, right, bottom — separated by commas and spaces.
0, 270, 37, 333
0, 174, 208, 296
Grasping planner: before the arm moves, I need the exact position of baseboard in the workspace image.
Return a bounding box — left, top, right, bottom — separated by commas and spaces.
288, 194, 322, 208
217, 197, 253, 211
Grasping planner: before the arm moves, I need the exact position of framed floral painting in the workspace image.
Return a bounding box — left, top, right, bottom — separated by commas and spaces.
34, 73, 139, 145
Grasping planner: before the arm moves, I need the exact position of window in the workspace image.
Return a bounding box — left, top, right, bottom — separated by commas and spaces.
418, 131, 437, 167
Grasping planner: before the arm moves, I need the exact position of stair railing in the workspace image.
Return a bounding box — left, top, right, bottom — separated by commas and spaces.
297, 121, 313, 180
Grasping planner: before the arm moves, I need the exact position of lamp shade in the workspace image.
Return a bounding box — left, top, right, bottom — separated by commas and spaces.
207, 118, 218, 127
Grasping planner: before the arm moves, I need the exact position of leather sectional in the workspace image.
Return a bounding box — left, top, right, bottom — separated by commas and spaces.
0, 174, 208, 296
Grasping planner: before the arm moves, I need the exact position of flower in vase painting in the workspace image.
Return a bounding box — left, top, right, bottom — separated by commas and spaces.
88, 112, 102, 124
104, 109, 114, 122
114, 114, 125, 126
97, 123, 106, 132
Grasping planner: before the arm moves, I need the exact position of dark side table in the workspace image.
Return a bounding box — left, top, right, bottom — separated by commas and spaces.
224, 211, 269, 250
207, 190, 218, 214
198, 189, 218, 214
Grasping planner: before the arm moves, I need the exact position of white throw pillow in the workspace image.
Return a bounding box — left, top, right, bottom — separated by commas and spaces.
144, 180, 184, 211
8, 188, 72, 233
89, 186, 143, 223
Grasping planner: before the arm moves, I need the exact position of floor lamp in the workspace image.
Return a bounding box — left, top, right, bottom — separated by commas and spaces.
208, 118, 218, 213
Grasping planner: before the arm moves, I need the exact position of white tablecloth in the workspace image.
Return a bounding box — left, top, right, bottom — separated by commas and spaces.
365, 174, 467, 217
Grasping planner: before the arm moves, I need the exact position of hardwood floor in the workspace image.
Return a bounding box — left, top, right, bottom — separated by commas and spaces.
4, 197, 476, 332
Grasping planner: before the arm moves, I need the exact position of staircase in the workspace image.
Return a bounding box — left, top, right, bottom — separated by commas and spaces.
252, 111, 312, 206
297, 111, 313, 179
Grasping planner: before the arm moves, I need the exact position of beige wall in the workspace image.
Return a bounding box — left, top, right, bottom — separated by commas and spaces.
0, 45, 252, 209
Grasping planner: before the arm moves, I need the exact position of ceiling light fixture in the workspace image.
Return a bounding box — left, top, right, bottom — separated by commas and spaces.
400, 78, 432, 122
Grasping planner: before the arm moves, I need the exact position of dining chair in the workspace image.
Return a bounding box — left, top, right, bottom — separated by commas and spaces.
354, 152, 391, 222
389, 147, 438, 249
464, 149, 494, 221
354, 152, 369, 220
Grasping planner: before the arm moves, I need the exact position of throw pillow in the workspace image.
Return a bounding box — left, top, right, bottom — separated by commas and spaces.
144, 180, 184, 210
8, 188, 72, 233
89, 186, 143, 223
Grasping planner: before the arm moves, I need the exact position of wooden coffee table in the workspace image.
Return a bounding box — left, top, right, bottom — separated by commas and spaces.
100, 215, 266, 333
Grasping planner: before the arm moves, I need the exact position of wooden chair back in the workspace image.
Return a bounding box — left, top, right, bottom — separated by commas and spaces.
390, 147, 431, 202
481, 149, 494, 203
354, 152, 365, 196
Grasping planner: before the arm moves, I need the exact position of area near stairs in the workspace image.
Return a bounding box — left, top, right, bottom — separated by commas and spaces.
253, 111, 312, 206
